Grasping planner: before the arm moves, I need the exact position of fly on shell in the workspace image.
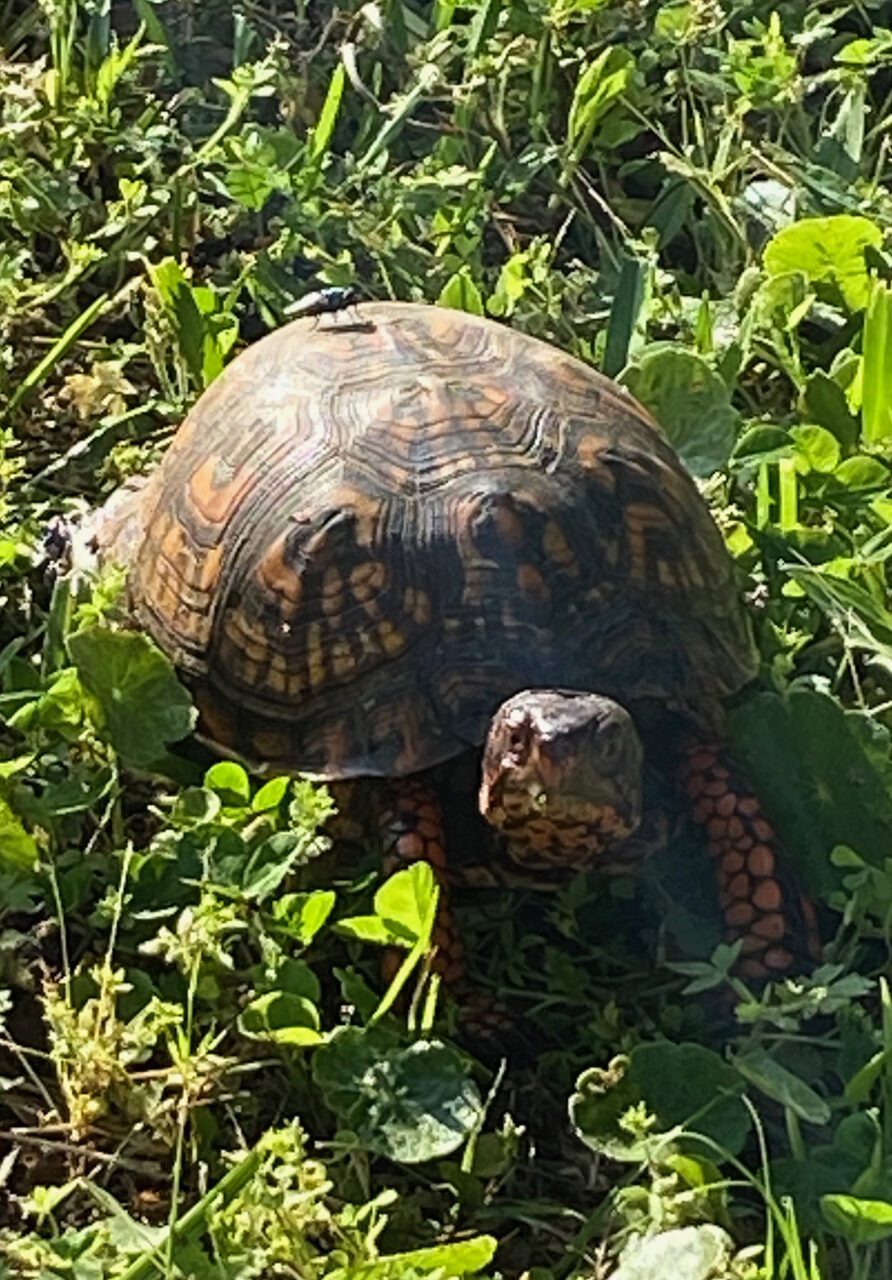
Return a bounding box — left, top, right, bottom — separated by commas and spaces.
284, 287, 374, 332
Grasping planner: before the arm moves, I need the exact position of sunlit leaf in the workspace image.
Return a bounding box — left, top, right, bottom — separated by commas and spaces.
0, 798, 37, 869
313, 1027, 482, 1162
68, 626, 195, 766
822, 1194, 892, 1243
763, 214, 883, 311
620, 345, 738, 476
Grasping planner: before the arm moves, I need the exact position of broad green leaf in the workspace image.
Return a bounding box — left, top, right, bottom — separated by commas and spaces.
0, 755, 33, 779
205, 761, 251, 806
791, 424, 840, 473
653, 3, 698, 41
821, 1194, 892, 1244
728, 690, 892, 894
801, 370, 859, 447
438, 269, 484, 315
568, 1057, 647, 1162
570, 1041, 750, 1162
329, 1235, 498, 1279
252, 776, 289, 812
831, 455, 890, 492
67, 626, 196, 766
730, 424, 792, 470
238, 991, 323, 1046
763, 215, 883, 311
335, 914, 397, 945
620, 346, 738, 476
0, 798, 37, 869
224, 165, 277, 212
735, 1048, 831, 1124
631, 1042, 750, 1153
774, 1150, 866, 1231
568, 47, 634, 157
271, 890, 336, 944
271, 957, 321, 1003
374, 861, 438, 946
172, 787, 221, 828
313, 1028, 482, 1163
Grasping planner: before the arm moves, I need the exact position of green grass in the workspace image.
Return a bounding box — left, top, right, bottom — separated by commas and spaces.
2, 1, 892, 1277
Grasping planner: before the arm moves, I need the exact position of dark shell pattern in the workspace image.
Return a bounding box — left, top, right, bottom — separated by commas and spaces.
108, 302, 757, 779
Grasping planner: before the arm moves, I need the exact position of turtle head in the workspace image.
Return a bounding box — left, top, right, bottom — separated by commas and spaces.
479, 689, 644, 870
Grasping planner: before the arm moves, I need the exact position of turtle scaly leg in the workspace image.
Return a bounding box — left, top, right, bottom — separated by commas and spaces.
676, 740, 820, 979
379, 780, 465, 984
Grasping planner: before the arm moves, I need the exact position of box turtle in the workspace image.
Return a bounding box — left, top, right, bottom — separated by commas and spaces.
84, 301, 817, 984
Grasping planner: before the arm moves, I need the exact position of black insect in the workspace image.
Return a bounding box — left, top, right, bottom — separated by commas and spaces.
42, 515, 72, 565
285, 286, 361, 318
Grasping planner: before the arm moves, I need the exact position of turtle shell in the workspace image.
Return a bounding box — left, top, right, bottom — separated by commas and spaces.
112, 302, 757, 779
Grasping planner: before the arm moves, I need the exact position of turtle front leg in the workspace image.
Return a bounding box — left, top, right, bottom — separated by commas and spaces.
379, 779, 465, 985
676, 740, 820, 979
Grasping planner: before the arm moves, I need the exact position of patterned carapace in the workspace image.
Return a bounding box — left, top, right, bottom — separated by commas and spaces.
101, 303, 754, 777
92, 302, 816, 978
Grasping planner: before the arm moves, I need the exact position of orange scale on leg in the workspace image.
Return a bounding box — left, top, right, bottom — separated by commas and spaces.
764, 946, 794, 971
752, 879, 783, 912
727, 872, 751, 899
720, 850, 746, 876
715, 791, 737, 818
739, 934, 767, 954
726, 901, 755, 928
752, 913, 786, 941
396, 831, 425, 861
426, 842, 448, 870
747, 844, 775, 878
707, 816, 728, 842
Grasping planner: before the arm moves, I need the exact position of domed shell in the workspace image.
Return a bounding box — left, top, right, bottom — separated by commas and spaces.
115, 302, 756, 779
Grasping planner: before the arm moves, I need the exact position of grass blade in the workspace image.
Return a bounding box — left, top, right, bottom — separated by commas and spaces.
5, 292, 109, 420
602, 254, 647, 378
309, 62, 346, 163
862, 279, 892, 444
